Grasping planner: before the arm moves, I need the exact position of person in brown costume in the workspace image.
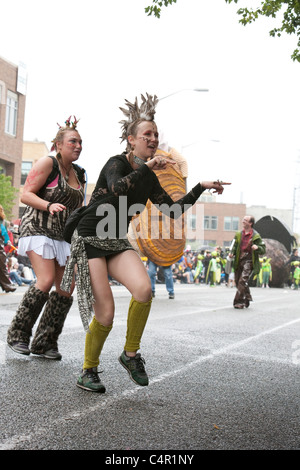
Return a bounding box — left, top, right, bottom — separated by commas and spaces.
7, 116, 85, 359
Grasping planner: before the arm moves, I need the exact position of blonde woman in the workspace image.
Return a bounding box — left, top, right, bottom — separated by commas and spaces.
7, 117, 85, 360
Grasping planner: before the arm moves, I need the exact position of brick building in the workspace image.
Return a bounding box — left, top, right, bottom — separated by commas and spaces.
185, 194, 247, 250
18, 141, 50, 217
0, 56, 26, 219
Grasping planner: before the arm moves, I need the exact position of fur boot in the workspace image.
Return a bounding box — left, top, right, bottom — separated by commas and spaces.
30, 291, 73, 358
7, 284, 49, 347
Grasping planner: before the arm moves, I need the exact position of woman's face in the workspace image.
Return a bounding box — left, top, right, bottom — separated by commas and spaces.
128, 121, 159, 159
57, 130, 82, 161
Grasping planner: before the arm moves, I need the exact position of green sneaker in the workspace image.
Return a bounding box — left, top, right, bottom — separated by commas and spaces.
118, 351, 149, 386
76, 367, 106, 393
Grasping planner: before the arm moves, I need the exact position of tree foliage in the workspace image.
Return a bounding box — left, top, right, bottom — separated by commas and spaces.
145, 0, 300, 62
0, 168, 19, 220
145, 0, 177, 18
225, 0, 300, 62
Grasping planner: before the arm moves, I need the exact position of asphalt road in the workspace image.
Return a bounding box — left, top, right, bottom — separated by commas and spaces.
0, 282, 299, 454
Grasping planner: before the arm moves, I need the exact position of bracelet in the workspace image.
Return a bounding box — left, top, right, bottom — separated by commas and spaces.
47, 202, 53, 212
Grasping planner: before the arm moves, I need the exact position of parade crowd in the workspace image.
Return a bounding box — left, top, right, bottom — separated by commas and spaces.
2, 220, 300, 294
0, 215, 36, 293
0, 214, 300, 292
150, 246, 300, 291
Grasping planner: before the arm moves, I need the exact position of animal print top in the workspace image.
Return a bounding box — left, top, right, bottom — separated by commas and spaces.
20, 157, 85, 241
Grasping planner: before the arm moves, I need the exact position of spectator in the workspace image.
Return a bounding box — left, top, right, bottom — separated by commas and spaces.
148, 259, 175, 299
261, 257, 272, 288
7, 259, 33, 286
0, 205, 16, 293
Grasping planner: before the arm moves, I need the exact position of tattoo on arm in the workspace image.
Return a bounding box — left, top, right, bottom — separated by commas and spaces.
23, 168, 45, 192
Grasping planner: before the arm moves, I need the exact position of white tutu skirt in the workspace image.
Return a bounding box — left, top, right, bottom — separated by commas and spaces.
18, 236, 71, 267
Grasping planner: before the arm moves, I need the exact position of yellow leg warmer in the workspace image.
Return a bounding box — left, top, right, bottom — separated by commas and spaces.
83, 316, 112, 369
124, 297, 152, 353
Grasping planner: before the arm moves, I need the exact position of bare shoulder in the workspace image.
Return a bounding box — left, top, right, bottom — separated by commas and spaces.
23, 156, 54, 193
33, 155, 54, 171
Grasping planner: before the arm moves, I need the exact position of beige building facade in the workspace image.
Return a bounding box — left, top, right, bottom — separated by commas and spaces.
185, 196, 247, 250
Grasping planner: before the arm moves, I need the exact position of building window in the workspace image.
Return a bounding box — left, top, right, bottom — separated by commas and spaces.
204, 215, 218, 230
224, 216, 239, 231
5, 91, 18, 136
189, 214, 197, 230
21, 161, 32, 185
200, 192, 216, 203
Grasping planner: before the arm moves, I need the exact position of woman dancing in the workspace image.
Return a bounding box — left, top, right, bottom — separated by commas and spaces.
61, 94, 230, 392
7, 117, 85, 360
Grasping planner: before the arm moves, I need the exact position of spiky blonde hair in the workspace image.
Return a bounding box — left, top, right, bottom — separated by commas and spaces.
119, 93, 159, 145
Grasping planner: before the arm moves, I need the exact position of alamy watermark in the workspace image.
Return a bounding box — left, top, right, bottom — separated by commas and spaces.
95, 196, 204, 241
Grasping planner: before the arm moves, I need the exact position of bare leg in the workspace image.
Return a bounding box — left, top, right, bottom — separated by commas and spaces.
107, 250, 152, 302
87, 257, 114, 326
28, 251, 74, 296
108, 250, 152, 357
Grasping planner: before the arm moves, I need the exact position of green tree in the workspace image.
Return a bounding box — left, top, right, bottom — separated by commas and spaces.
145, 0, 300, 62
225, 0, 300, 62
145, 0, 177, 18
0, 168, 19, 220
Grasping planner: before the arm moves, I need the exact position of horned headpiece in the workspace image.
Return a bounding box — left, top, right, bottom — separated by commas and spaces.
51, 115, 80, 151
119, 93, 159, 143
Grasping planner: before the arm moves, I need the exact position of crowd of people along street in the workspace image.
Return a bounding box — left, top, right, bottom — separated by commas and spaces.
2, 216, 300, 296
147, 245, 300, 294
0, 208, 36, 293
2, 216, 300, 295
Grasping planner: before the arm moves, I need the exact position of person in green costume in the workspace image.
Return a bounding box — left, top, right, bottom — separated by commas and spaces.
205, 251, 218, 286
292, 260, 300, 289
229, 216, 266, 309
261, 257, 272, 288
194, 254, 204, 283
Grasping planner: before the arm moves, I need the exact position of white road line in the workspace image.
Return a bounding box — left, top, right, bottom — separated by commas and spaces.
1, 316, 299, 450
61, 295, 294, 332
150, 317, 300, 385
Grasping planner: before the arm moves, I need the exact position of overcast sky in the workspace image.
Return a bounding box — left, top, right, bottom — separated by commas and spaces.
1, 0, 300, 211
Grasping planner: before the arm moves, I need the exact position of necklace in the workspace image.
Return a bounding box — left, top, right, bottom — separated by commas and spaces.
133, 155, 146, 167
58, 158, 72, 182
